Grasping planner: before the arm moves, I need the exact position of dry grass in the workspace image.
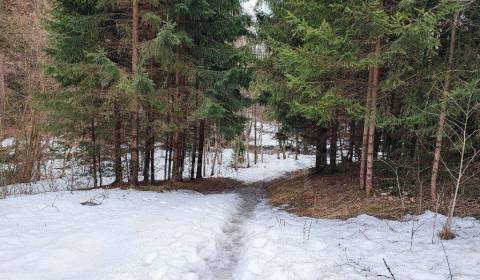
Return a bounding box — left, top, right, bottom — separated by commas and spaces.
265, 163, 480, 220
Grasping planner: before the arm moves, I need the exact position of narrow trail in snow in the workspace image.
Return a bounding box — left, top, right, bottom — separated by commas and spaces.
203, 184, 265, 280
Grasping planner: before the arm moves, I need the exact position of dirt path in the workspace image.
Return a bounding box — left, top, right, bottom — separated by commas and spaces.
203, 184, 265, 280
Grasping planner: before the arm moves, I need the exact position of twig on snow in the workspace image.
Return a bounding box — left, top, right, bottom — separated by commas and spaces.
382, 258, 396, 280
441, 239, 453, 280
41, 195, 59, 212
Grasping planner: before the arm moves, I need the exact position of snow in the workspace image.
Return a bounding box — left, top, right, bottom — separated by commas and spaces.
237, 203, 480, 280
1, 137, 14, 147
0, 189, 239, 280
220, 152, 314, 183
249, 122, 278, 147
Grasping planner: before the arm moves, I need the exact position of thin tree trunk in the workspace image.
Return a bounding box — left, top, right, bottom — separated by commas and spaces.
365, 39, 381, 196
254, 105, 258, 164
143, 140, 151, 183
295, 130, 299, 161
330, 123, 338, 170
143, 110, 153, 183
431, 13, 457, 201
210, 126, 218, 176
190, 123, 197, 180
98, 146, 103, 187
168, 135, 173, 180
113, 101, 122, 184
203, 137, 207, 177
164, 136, 169, 180
0, 50, 5, 140
91, 117, 98, 188
180, 133, 186, 178
347, 121, 355, 162
245, 118, 251, 168
360, 68, 374, 189
260, 108, 264, 163
196, 120, 205, 178
150, 135, 155, 182
129, 0, 140, 186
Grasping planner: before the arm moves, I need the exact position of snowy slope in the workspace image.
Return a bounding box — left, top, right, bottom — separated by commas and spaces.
237, 202, 480, 280
0, 189, 239, 280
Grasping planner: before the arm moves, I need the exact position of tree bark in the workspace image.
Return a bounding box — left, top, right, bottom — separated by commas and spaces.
245, 119, 251, 167
260, 108, 264, 162
113, 101, 122, 184
329, 123, 338, 170
143, 110, 154, 183
168, 135, 173, 180
254, 105, 258, 164
196, 120, 205, 178
366, 39, 381, 196
360, 68, 374, 189
150, 134, 155, 182
0, 50, 5, 140
315, 127, 328, 173
129, 0, 140, 186
431, 13, 457, 201
190, 123, 197, 180
347, 121, 355, 162
91, 117, 98, 188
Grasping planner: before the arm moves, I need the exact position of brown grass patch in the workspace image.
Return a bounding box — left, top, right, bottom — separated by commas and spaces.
265, 163, 480, 220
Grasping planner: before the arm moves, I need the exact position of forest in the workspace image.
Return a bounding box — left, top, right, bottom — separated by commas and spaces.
0, 0, 479, 279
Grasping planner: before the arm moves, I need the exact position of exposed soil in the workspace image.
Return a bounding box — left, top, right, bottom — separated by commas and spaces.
265, 163, 480, 220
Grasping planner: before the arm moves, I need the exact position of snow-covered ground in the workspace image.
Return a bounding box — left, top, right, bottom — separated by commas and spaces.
238, 203, 480, 280
1, 177, 479, 279
0, 189, 239, 280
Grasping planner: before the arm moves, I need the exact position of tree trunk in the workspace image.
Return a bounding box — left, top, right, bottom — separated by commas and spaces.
180, 133, 186, 178
210, 126, 218, 176
164, 137, 169, 180
365, 39, 381, 196
260, 108, 264, 162
347, 121, 355, 162
129, 0, 140, 186
168, 135, 173, 180
143, 110, 153, 183
113, 101, 122, 184
254, 105, 258, 164
360, 68, 374, 189
315, 127, 328, 173
190, 123, 197, 180
0, 50, 5, 140
196, 120, 205, 178
245, 119, 251, 168
91, 117, 98, 188
431, 13, 457, 201
295, 131, 299, 161
98, 146, 103, 187
150, 135, 155, 182
329, 123, 338, 170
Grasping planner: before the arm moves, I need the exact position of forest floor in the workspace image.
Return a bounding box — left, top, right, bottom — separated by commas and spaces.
266, 162, 480, 220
